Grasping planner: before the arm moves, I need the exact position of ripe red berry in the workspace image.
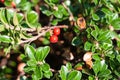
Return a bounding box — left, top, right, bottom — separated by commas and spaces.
0, 0, 4, 3
11, 1, 16, 8
53, 28, 60, 36
50, 35, 58, 43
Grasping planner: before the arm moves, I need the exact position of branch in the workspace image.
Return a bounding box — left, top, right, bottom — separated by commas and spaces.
18, 29, 50, 44
5, 24, 68, 32
18, 25, 68, 44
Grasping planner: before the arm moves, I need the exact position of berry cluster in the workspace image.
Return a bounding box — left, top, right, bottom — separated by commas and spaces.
50, 28, 60, 43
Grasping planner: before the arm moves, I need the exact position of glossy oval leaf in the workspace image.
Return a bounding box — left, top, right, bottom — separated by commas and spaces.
84, 41, 92, 51
35, 66, 43, 79
0, 9, 8, 24
53, 11, 63, 18
44, 70, 53, 79
98, 30, 111, 41
116, 55, 120, 63
59, 66, 68, 80
13, 12, 19, 26
67, 70, 82, 80
41, 63, 50, 72
26, 11, 38, 28
111, 18, 120, 30
17, 13, 24, 23
72, 37, 82, 46
36, 46, 50, 61
92, 13, 100, 21
0, 35, 12, 43
25, 45, 36, 60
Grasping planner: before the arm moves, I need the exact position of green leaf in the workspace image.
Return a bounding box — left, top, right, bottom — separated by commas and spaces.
88, 76, 94, 80
36, 46, 50, 61
32, 74, 39, 80
4, 46, 11, 55
51, 19, 58, 25
42, 10, 52, 16
93, 0, 98, 5
91, 30, 98, 40
19, 2, 32, 11
0, 35, 12, 43
16, 13, 24, 23
42, 38, 50, 45
111, 18, 120, 30
67, 70, 82, 80
41, 63, 50, 72
20, 32, 32, 39
114, 70, 120, 77
27, 59, 37, 66
6, 9, 14, 23
72, 37, 82, 46
116, 55, 120, 63
53, 11, 63, 18
31, 0, 39, 4
102, 8, 112, 15
99, 60, 107, 72
0, 25, 5, 32
40, 6, 49, 14
66, 63, 72, 70
101, 42, 113, 51
59, 66, 68, 80
84, 41, 92, 51
44, 71, 53, 79
24, 66, 36, 72
50, 0, 59, 4
58, 5, 69, 16
92, 13, 100, 21
92, 54, 101, 61
98, 69, 111, 78
0, 9, 8, 24
13, 12, 19, 26
93, 61, 101, 75
78, 0, 82, 3
35, 66, 43, 79
97, 30, 111, 41
25, 45, 36, 60
26, 11, 38, 28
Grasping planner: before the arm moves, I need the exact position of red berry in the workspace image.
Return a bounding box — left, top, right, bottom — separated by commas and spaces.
53, 28, 60, 36
1, 0, 4, 3
11, 1, 16, 8
50, 35, 58, 43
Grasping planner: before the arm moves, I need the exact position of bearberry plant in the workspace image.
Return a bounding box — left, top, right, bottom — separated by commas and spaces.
0, 0, 120, 80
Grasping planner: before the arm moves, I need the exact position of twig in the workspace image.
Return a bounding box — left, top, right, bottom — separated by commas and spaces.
50, 68, 57, 73
62, 3, 75, 21
5, 24, 68, 32
42, 25, 68, 30
4, 24, 36, 32
18, 25, 68, 44
18, 29, 50, 44
48, 15, 54, 26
